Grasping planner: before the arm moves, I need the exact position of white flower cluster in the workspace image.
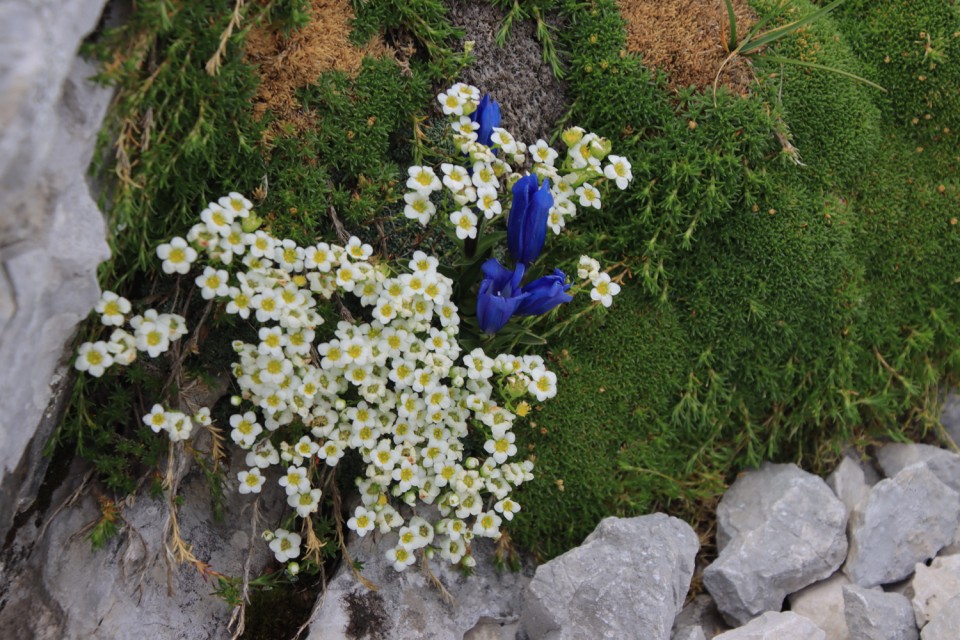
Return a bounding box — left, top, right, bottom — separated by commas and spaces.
132, 193, 552, 571
577, 256, 622, 308
142, 404, 210, 442
74, 290, 187, 378
405, 83, 634, 240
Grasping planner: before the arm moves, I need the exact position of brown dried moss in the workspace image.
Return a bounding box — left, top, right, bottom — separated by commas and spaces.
618, 0, 757, 94
245, 0, 393, 134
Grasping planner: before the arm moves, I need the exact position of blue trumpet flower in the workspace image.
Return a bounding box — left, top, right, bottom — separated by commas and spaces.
507, 175, 553, 266
476, 259, 527, 334
471, 94, 501, 147
517, 269, 573, 316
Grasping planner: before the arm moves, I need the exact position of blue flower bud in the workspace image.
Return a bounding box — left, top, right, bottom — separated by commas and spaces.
516, 268, 573, 316
471, 94, 501, 147
476, 258, 527, 334
507, 175, 553, 265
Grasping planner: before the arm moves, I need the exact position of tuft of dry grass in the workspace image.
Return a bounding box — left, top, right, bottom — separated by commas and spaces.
618, 0, 757, 94
245, 0, 394, 134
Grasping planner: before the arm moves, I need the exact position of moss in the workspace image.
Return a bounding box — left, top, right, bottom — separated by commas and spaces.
750, 0, 884, 185
833, 0, 960, 145
510, 285, 692, 559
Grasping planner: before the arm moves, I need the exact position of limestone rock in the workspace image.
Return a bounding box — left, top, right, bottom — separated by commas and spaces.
908, 554, 960, 627
920, 593, 960, 640
703, 463, 848, 626
520, 514, 699, 640
672, 594, 730, 639
0, 450, 283, 640
308, 515, 534, 640
787, 572, 850, 640
844, 465, 960, 587
0, 0, 113, 541
876, 443, 960, 492
827, 455, 877, 518
712, 612, 826, 640
842, 584, 917, 640
673, 627, 707, 640
939, 391, 960, 449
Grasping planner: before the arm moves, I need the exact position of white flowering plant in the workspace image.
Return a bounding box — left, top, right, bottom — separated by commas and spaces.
71, 85, 632, 592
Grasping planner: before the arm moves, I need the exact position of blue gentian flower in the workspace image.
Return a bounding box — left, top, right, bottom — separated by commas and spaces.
517, 268, 573, 316
507, 175, 553, 265
477, 258, 527, 334
472, 94, 501, 147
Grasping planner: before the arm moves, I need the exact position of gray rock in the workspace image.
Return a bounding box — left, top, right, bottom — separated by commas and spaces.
673, 627, 707, 640
842, 584, 917, 640
828, 455, 877, 518
908, 555, 960, 627
445, 0, 568, 145
672, 594, 730, 639
703, 463, 848, 626
942, 522, 960, 555
939, 392, 960, 449
308, 512, 534, 640
464, 619, 520, 640
713, 611, 827, 640
0, 0, 113, 542
787, 572, 850, 640
844, 465, 960, 587
0, 447, 282, 639
920, 593, 960, 640
520, 514, 699, 640
876, 443, 960, 492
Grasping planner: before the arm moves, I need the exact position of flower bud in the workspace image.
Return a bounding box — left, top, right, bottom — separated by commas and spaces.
240, 212, 263, 233
465, 457, 479, 470
562, 126, 585, 147
286, 561, 301, 577
230, 395, 242, 406
335, 398, 347, 411
590, 136, 612, 161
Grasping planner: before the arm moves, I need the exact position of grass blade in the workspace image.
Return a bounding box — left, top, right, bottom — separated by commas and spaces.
723, 0, 738, 52
758, 53, 887, 91
740, 0, 848, 54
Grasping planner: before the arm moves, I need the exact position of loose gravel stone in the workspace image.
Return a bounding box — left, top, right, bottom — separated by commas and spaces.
704, 463, 847, 626
842, 584, 918, 640
844, 465, 960, 587
712, 611, 826, 640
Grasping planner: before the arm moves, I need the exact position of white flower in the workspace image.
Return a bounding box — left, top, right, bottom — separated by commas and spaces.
230, 411, 263, 448
575, 184, 602, 209
278, 465, 310, 495
288, 488, 323, 517
471, 162, 499, 189
604, 155, 633, 189
529, 139, 559, 166
577, 255, 601, 281
472, 511, 502, 538
195, 266, 230, 299
437, 89, 466, 116
347, 506, 376, 537
74, 341, 114, 377
483, 432, 517, 465
200, 203, 234, 235
590, 273, 621, 307
95, 291, 131, 327
490, 128, 517, 155
107, 329, 138, 365
156, 237, 197, 275
475, 187, 501, 219
219, 192, 253, 217
441, 163, 470, 192
134, 319, 170, 358
528, 370, 558, 401
167, 412, 194, 441
269, 529, 302, 563
449, 207, 478, 240
345, 236, 373, 262
142, 403, 169, 433
237, 467, 266, 494
407, 166, 441, 194
386, 544, 416, 571
547, 207, 565, 235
